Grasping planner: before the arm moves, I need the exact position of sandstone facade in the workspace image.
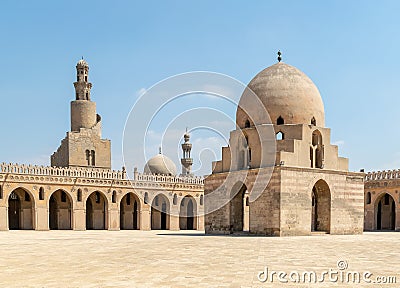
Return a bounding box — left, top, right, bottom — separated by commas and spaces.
1, 59, 204, 231
205, 60, 365, 236
364, 170, 400, 231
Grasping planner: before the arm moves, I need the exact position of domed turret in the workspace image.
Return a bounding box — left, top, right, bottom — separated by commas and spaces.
236, 62, 325, 128
144, 152, 177, 176
77, 58, 89, 67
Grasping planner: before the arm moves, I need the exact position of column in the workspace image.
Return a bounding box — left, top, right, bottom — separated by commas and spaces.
169, 206, 180, 231
140, 204, 151, 230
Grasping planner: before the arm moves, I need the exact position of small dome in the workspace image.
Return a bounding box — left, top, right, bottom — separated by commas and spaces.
237, 62, 325, 128
144, 154, 177, 176
183, 132, 190, 142
77, 58, 89, 67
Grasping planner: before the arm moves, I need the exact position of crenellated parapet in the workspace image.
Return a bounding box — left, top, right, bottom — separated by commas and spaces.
0, 162, 204, 191
365, 169, 400, 181
0, 162, 126, 180
136, 172, 204, 185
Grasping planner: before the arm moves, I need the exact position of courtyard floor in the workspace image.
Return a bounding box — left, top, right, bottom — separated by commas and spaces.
0, 230, 398, 287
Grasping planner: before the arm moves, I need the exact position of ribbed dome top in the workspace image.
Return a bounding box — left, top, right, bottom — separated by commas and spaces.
77, 59, 89, 67
236, 62, 325, 128
144, 154, 177, 176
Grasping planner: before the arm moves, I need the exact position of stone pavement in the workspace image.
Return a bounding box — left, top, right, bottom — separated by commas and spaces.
0, 231, 398, 287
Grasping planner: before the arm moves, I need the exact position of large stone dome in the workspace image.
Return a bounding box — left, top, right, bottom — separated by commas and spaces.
144, 154, 177, 176
236, 62, 325, 128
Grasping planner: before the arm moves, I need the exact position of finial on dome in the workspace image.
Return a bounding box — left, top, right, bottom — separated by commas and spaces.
184, 128, 190, 143
277, 50, 282, 62
77, 57, 89, 67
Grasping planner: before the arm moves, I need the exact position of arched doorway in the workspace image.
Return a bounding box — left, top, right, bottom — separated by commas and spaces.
8, 188, 35, 230
375, 193, 396, 230
311, 180, 331, 233
151, 194, 170, 230
120, 192, 140, 230
86, 191, 108, 230
49, 190, 72, 230
179, 196, 197, 230
229, 183, 248, 233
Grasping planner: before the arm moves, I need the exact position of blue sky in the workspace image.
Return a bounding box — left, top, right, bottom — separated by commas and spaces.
1, 1, 400, 175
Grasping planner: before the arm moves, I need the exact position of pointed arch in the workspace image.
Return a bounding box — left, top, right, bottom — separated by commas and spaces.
311, 179, 331, 233
179, 195, 197, 230
49, 189, 73, 230
8, 187, 35, 230
120, 192, 140, 230
229, 182, 249, 233
151, 194, 170, 230
375, 193, 396, 230
86, 191, 108, 230
311, 117, 316, 126
311, 130, 324, 168
366, 192, 371, 205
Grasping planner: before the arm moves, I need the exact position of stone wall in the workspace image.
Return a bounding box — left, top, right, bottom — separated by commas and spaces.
0, 163, 204, 231
364, 170, 400, 231
51, 128, 111, 169
280, 167, 364, 236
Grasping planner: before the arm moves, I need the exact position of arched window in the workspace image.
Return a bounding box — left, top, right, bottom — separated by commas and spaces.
61, 191, 67, 202
276, 131, 284, 140
112, 191, 116, 203
366, 192, 371, 204
277, 116, 284, 125
77, 189, 82, 202
200, 195, 204, 206
155, 195, 159, 206
24, 192, 30, 202
312, 130, 322, 146
39, 187, 44, 200
86, 92, 89, 100
173, 194, 177, 205
144, 192, 149, 204
244, 120, 250, 128
181, 198, 185, 206
311, 117, 316, 126
86, 150, 91, 166
311, 130, 324, 168
85, 76, 88, 82
91, 150, 95, 166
